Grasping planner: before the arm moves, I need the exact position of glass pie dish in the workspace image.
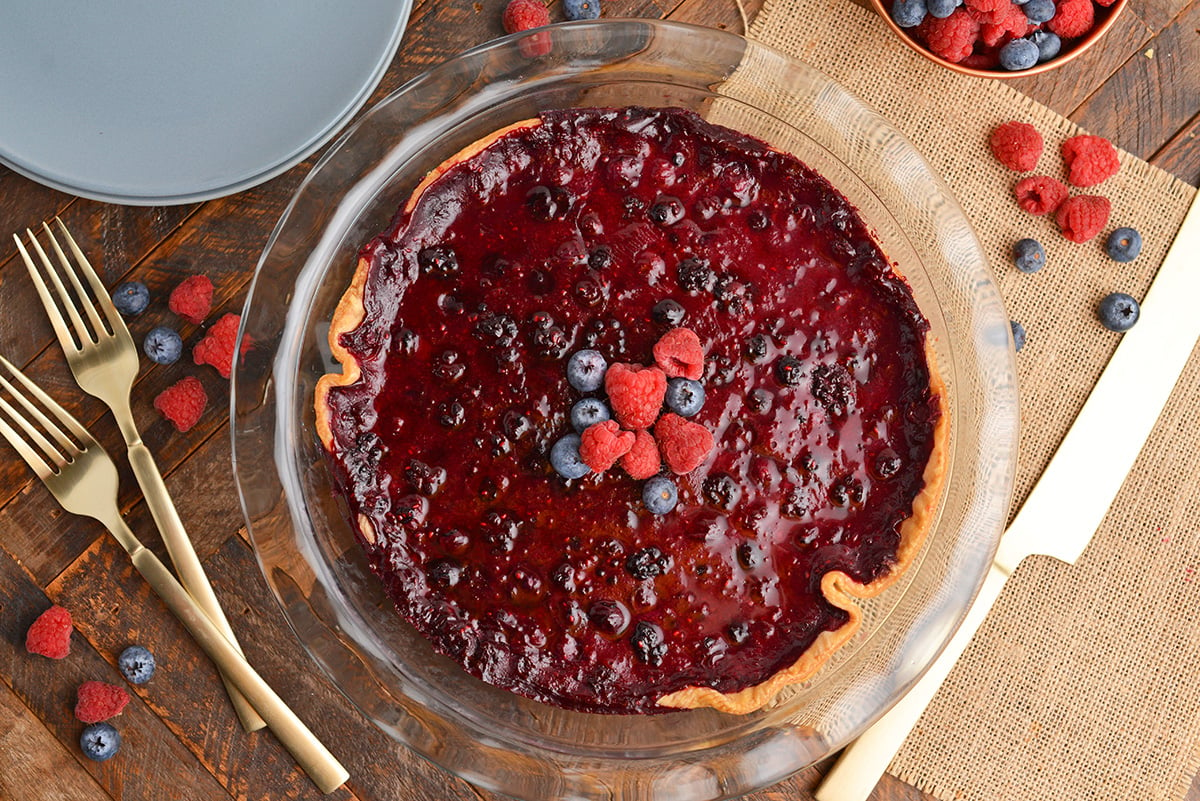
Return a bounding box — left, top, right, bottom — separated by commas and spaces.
232, 20, 1019, 801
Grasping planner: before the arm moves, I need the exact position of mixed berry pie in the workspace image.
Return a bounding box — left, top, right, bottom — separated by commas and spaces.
315, 107, 948, 714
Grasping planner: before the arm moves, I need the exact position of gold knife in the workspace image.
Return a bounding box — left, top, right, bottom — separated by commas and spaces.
816, 187, 1200, 801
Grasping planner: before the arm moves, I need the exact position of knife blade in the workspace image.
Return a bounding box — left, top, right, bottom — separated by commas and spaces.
815, 186, 1200, 801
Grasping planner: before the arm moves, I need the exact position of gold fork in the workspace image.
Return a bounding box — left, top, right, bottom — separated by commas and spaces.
12, 219, 264, 732
0, 354, 348, 794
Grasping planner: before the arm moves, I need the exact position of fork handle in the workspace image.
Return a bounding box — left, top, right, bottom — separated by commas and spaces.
127, 542, 349, 794
126, 440, 266, 733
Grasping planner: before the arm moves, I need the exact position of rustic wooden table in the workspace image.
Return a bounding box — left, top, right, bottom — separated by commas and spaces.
1, 1, 1196, 800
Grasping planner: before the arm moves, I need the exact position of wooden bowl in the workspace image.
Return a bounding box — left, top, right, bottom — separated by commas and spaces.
867, 0, 1128, 78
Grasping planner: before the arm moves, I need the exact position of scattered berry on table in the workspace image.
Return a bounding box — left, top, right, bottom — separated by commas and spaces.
154, 376, 208, 432
642, 476, 679, 515
1047, 0, 1094, 37
550, 433, 591, 479
25, 605, 72, 659
1022, 0, 1056, 24
579, 419, 636, 473
563, 0, 600, 20
1061, 134, 1120, 187
111, 281, 149, 316
664, 378, 705, 417
989, 121, 1043, 172
927, 0, 960, 18
1056, 194, 1111, 243
570, 397, 611, 433
891, 0, 928, 28
143, 326, 183, 365
1010, 320, 1027, 351
118, 645, 156, 684
1106, 227, 1142, 262
1097, 292, 1140, 332
1014, 175, 1068, 216
75, 681, 130, 724
502, 0, 550, 33
621, 430, 662, 480
1012, 238, 1047, 273
168, 275, 213, 325
653, 327, 705, 380
193, 312, 249, 379
999, 38, 1039, 70
605, 363, 667, 429
566, 349, 608, 392
80, 723, 121, 762
1029, 30, 1061, 62
656, 412, 714, 474
922, 8, 980, 63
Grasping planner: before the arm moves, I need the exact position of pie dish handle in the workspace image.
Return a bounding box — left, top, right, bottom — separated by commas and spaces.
815, 561, 1011, 801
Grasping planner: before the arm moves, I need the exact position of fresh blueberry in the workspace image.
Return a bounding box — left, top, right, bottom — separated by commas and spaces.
664, 378, 705, 417
1106, 227, 1143, 263
1023, 0, 1055, 24
1029, 30, 1061, 62
1010, 320, 1027, 352
550, 434, 591, 479
118, 644, 156, 684
566, 349, 607, 392
80, 723, 121, 762
111, 281, 149, 316
891, 0, 927, 27
570, 397, 611, 433
999, 38, 1039, 71
563, 0, 600, 20
143, 326, 183, 365
926, 0, 960, 16
1097, 292, 1140, 332
1012, 238, 1046, 273
642, 477, 678, 515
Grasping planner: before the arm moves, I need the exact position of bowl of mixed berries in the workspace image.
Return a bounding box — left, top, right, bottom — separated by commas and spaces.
871, 0, 1127, 76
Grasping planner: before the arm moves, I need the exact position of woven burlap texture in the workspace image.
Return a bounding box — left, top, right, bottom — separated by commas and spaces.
742, 0, 1200, 799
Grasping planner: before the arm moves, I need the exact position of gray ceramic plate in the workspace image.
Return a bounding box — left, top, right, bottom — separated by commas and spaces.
0, 0, 412, 205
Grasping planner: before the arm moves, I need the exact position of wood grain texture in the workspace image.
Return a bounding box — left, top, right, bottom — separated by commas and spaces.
0, 0, 1197, 799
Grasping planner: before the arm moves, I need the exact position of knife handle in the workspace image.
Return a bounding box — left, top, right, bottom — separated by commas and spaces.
815, 562, 1012, 801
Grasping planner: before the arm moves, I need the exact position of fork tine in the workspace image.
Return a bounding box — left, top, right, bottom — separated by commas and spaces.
12, 234, 80, 354
0, 356, 94, 448
0, 404, 55, 481
19, 228, 94, 351
50, 219, 122, 336
42, 221, 112, 340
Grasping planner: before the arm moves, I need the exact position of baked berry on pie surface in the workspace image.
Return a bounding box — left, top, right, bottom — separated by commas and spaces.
315, 107, 949, 714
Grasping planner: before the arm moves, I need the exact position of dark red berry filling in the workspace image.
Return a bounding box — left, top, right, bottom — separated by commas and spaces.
321, 107, 941, 714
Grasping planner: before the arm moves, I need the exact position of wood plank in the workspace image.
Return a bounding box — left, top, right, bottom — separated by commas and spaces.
0, 681, 111, 801
1073, 3, 1200, 163
0, 545, 235, 801
1150, 110, 1200, 187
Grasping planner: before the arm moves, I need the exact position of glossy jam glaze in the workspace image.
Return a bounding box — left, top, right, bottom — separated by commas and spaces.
321, 107, 941, 713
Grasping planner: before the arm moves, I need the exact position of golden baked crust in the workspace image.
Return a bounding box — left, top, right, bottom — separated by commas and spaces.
315, 114, 950, 714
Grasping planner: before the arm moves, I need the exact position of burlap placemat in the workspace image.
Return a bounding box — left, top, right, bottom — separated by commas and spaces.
736, 0, 1200, 798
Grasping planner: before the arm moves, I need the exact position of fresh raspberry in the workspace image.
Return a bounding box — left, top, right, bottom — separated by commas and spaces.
168, 275, 213, 325
920, 9, 981, 64
193, 313, 249, 379
503, 0, 549, 32
652, 328, 704, 380
579, 420, 636, 473
989, 121, 1043, 172
981, 2, 1028, 46
605, 363, 667, 430
1061, 135, 1120, 187
1055, 194, 1111, 243
1047, 0, 1094, 38
25, 605, 72, 659
154, 376, 208, 432
621, 430, 662, 480
75, 681, 130, 724
962, 49, 1002, 70
1014, 175, 1069, 215
655, 413, 714, 475
963, 0, 1008, 15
